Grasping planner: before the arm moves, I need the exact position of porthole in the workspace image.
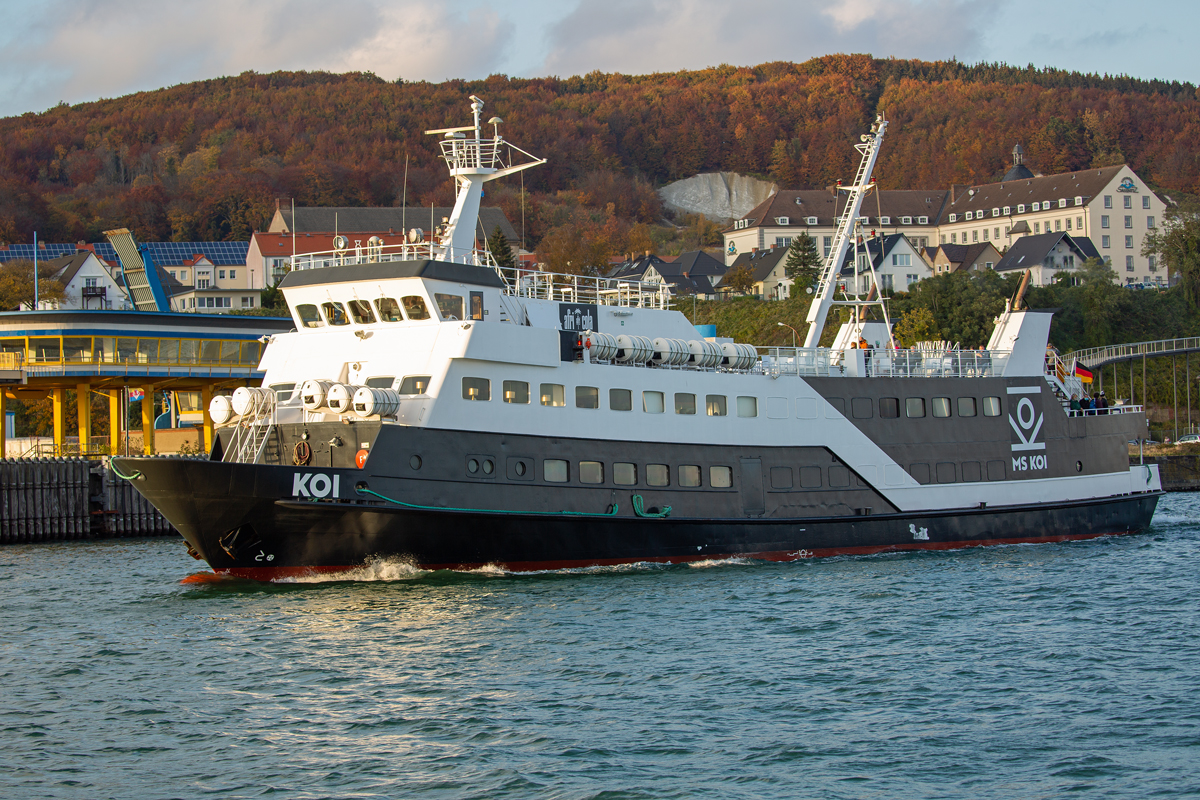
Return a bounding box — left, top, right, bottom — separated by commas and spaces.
1076, 461, 1083, 473
514, 461, 527, 477
483, 459, 494, 475
467, 458, 479, 474
409, 455, 422, 470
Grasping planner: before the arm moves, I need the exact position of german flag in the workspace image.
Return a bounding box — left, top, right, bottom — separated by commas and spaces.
1074, 363, 1094, 383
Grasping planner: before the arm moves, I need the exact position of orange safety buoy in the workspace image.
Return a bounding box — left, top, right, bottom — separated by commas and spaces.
355, 449, 369, 469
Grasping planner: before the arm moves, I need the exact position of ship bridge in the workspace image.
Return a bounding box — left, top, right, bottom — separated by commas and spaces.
0, 310, 291, 456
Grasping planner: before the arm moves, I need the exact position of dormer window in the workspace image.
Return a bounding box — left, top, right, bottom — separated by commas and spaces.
1017, 204, 1025, 214
1058, 199, 1067, 208
917, 216, 928, 224
992, 208, 1000, 217
948, 213, 957, 223
901, 216, 912, 225
1032, 202, 1041, 211
857, 216, 869, 224
1002, 206, 1011, 215
1075, 196, 1084, 206
775, 216, 789, 225
965, 211, 974, 221
734, 218, 751, 230
879, 216, 891, 225
805, 216, 818, 225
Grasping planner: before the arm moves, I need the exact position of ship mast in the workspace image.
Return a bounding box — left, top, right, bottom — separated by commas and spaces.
802, 115, 888, 348
425, 96, 545, 264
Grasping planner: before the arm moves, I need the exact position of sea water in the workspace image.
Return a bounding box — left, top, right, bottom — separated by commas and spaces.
2, 494, 1199, 799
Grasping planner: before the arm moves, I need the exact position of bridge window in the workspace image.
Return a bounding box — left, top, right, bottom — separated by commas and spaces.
983, 396, 1002, 417
365, 376, 395, 389
399, 376, 430, 395
402, 296, 430, 320
321, 302, 348, 326
348, 300, 376, 325
296, 305, 323, 328
374, 297, 403, 322
434, 293, 464, 320
63, 337, 92, 362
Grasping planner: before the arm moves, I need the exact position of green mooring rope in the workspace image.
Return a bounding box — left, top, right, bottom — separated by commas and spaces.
110, 461, 144, 481
632, 494, 671, 518
356, 486, 619, 517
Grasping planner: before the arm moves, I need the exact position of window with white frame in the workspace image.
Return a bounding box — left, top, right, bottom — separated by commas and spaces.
892, 253, 911, 267
1104, 196, 1112, 209
1101, 215, 1110, 228
1126, 235, 1134, 248
1102, 235, 1110, 248
917, 216, 928, 224
1126, 256, 1134, 271
1124, 195, 1132, 209
1143, 196, 1151, 209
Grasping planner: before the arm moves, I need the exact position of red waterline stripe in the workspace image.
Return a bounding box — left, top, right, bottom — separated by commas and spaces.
213, 530, 1130, 582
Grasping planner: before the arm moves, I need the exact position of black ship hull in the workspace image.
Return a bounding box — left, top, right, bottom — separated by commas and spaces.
115, 456, 1161, 580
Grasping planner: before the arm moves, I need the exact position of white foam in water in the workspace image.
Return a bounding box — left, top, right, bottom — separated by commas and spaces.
275, 557, 429, 583
686, 557, 756, 569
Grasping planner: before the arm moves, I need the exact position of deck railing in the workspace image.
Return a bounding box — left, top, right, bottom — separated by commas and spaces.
758, 347, 1012, 378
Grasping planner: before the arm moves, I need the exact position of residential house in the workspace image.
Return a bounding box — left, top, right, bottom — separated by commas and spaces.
722, 188, 947, 267
32, 250, 131, 310
607, 251, 727, 299
993, 232, 1101, 287
929, 242, 1003, 276
838, 234, 931, 295
721, 247, 791, 299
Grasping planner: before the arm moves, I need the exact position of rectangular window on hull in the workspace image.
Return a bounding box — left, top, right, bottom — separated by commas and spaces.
880, 397, 899, 418
503, 380, 529, 404
958, 397, 977, 417
736, 396, 758, 417
399, 376, 430, 395
365, 376, 395, 389
643, 391, 665, 414
710, 466, 732, 488
541, 384, 565, 407
610, 388, 633, 411
322, 302, 349, 326
678, 465, 701, 487
579, 461, 604, 484
931, 397, 951, 418
706, 395, 727, 416
906, 398, 926, 418
544, 459, 569, 483
646, 464, 670, 486
983, 396, 1002, 417
614, 463, 637, 485
462, 377, 490, 401
576, 386, 599, 409
675, 393, 696, 415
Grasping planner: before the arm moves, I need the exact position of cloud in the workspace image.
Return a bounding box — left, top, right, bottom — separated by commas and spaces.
0, 0, 514, 116
541, 0, 988, 77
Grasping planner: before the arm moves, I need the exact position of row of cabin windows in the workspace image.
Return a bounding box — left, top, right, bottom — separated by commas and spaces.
540, 460, 850, 489
543, 459, 733, 488
462, 378, 759, 417
842, 395, 1002, 419
295, 291, 484, 329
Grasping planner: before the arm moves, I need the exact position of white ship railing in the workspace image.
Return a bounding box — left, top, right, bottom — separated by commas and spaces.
758, 347, 1013, 378
288, 242, 671, 309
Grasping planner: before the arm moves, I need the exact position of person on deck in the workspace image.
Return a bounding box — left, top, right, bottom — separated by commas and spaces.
1070, 395, 1081, 417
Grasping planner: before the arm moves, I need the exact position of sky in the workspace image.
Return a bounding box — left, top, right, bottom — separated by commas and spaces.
0, 0, 1195, 118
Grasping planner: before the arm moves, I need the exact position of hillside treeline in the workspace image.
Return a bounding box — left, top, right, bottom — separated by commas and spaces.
2, 55, 1200, 261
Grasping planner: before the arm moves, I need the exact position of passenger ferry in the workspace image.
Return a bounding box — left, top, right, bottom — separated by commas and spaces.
115, 97, 1161, 579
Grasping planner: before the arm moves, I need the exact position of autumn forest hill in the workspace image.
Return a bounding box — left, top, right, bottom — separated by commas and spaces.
2, 54, 1200, 268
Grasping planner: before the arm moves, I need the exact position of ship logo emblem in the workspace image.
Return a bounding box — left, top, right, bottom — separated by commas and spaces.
910, 524, 929, 541
1007, 386, 1045, 452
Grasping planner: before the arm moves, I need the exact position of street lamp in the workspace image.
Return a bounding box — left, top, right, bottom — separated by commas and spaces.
778, 321, 800, 348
